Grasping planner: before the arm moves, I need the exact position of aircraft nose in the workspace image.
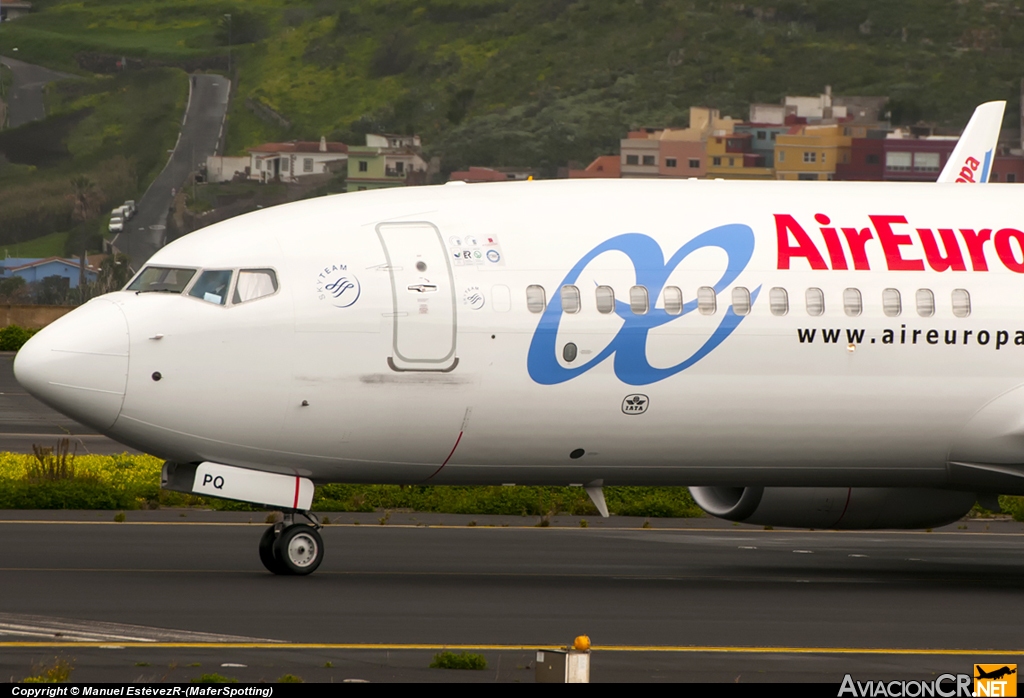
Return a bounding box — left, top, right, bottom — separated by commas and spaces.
14, 298, 130, 431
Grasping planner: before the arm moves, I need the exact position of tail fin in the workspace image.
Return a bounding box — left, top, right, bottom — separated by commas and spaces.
937, 101, 1005, 183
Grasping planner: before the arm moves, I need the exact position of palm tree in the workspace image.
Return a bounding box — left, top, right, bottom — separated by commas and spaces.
66, 176, 103, 303
95, 253, 132, 295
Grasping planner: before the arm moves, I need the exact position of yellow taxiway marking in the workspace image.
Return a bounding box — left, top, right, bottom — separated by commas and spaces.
0, 520, 1020, 536
0, 642, 1020, 655
0, 568, 907, 583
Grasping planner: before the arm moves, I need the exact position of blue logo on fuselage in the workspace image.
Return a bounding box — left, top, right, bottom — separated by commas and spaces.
527, 224, 759, 386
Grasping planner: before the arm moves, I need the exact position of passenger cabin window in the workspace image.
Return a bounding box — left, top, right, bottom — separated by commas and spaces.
952, 289, 971, 318
526, 285, 547, 313
805, 288, 824, 316
843, 288, 863, 317
662, 286, 683, 315
630, 285, 649, 315
697, 286, 716, 315
233, 269, 278, 304
127, 266, 196, 294
916, 289, 935, 317
731, 287, 751, 316
188, 269, 234, 306
882, 288, 901, 317
560, 285, 581, 314
595, 285, 615, 314
769, 287, 788, 316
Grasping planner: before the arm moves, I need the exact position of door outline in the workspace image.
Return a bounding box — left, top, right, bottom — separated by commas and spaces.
376, 221, 459, 372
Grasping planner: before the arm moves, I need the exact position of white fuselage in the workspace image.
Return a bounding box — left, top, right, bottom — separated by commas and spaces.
15, 180, 1024, 491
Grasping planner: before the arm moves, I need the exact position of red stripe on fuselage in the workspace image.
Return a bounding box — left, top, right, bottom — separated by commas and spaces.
425, 432, 464, 481
831, 488, 853, 529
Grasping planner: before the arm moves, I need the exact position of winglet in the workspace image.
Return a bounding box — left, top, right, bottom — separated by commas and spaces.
937, 101, 1006, 183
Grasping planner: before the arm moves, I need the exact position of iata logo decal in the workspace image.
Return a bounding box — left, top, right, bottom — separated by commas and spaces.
317, 263, 361, 308
621, 394, 648, 414
527, 224, 758, 386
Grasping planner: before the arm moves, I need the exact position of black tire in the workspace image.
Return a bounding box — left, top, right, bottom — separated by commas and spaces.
272, 524, 324, 576
259, 526, 289, 575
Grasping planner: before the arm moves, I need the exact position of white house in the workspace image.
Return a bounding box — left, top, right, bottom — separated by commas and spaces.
205, 155, 249, 183
248, 137, 348, 183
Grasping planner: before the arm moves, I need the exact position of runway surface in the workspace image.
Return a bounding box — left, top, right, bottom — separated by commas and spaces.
0, 339, 1021, 681
1, 511, 1022, 682
0, 353, 138, 455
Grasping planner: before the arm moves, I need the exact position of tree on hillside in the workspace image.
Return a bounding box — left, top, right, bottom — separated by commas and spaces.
35, 276, 71, 306
371, 30, 417, 77
216, 11, 269, 46
93, 253, 132, 296
0, 276, 29, 304
67, 175, 102, 224
65, 175, 103, 304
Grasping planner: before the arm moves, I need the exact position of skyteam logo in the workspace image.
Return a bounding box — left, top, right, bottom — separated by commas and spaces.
527, 224, 758, 386
316, 263, 361, 308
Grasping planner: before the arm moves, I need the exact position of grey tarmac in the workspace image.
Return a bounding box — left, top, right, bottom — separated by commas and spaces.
0, 511, 1022, 682
0, 55, 71, 128
0, 353, 138, 455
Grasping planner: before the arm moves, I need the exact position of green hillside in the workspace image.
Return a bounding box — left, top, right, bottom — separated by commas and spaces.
3, 0, 1024, 179
0, 67, 188, 256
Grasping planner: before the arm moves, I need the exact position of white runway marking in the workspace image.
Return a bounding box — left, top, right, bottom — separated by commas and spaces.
0, 613, 280, 644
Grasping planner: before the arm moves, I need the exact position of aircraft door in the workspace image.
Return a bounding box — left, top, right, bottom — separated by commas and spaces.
376, 222, 458, 371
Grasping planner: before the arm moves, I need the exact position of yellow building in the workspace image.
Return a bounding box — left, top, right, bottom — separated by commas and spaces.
774, 124, 852, 180
619, 107, 740, 179
705, 133, 775, 180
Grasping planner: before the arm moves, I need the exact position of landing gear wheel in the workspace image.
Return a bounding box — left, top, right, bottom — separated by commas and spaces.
258, 526, 287, 575
272, 524, 324, 576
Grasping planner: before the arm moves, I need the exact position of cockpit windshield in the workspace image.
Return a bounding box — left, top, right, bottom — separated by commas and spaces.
188, 269, 234, 306
127, 267, 196, 293
127, 266, 278, 306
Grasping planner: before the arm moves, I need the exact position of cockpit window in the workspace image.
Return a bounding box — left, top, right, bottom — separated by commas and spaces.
127, 267, 197, 293
233, 269, 278, 304
187, 269, 234, 306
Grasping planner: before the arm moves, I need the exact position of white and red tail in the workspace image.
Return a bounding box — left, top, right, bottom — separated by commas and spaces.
938, 100, 1005, 183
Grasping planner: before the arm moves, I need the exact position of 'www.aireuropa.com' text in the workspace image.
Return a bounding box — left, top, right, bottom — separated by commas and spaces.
797, 326, 1024, 349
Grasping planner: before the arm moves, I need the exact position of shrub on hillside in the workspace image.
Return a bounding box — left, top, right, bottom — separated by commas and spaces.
0, 325, 35, 351
1000, 496, 1024, 522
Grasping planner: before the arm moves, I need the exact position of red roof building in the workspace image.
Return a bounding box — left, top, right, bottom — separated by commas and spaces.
248, 137, 348, 183
448, 166, 539, 183
567, 155, 621, 179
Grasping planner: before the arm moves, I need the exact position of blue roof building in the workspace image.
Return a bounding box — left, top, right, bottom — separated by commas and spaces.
0, 257, 99, 288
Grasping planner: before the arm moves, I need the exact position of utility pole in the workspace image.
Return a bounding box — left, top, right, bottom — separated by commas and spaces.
225, 14, 232, 78
0, 0, 6, 131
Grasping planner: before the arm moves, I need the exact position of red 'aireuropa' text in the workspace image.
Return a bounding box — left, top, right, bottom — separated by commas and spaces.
775, 213, 1024, 273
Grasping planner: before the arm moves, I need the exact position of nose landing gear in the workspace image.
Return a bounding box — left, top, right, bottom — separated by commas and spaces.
259, 512, 324, 575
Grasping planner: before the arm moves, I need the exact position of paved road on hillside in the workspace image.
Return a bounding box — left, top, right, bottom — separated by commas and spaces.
0, 55, 71, 127
113, 74, 230, 270
0, 513, 1022, 682
0, 352, 138, 454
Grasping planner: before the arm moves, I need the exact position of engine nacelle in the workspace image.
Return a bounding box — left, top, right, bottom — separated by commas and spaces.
689, 486, 977, 530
